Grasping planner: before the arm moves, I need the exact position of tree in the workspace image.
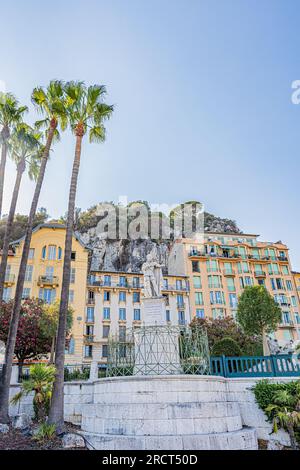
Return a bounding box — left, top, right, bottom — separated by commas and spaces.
11, 363, 56, 422
236, 286, 282, 342
212, 337, 242, 357
0, 80, 67, 424
0, 124, 42, 301
0, 93, 28, 218
0, 209, 49, 247
48, 81, 113, 432
0, 299, 53, 377
40, 300, 73, 364
190, 316, 263, 356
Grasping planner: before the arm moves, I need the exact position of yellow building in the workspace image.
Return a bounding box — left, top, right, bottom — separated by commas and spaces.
84, 271, 190, 367
3, 224, 89, 363
169, 232, 300, 345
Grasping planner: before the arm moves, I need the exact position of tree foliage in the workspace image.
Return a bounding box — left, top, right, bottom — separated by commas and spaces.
0, 299, 53, 363
237, 286, 282, 336
212, 336, 242, 356
0, 208, 49, 248
190, 316, 263, 356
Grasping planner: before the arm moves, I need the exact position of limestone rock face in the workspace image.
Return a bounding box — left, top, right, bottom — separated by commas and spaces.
62, 432, 86, 449
0, 423, 9, 433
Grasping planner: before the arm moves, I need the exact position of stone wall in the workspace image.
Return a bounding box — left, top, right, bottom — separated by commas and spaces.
8, 376, 294, 446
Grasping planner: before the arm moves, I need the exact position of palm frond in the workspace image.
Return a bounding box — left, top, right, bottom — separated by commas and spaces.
89, 125, 106, 143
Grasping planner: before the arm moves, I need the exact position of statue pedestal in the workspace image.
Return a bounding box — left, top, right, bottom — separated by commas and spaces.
134, 297, 182, 375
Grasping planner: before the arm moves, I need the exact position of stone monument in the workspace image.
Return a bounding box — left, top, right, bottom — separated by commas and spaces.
133, 252, 182, 375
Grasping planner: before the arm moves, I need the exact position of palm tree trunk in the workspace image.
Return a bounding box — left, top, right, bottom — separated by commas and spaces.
49, 335, 56, 364
0, 158, 25, 301
48, 132, 83, 432
0, 122, 56, 424
0, 141, 8, 219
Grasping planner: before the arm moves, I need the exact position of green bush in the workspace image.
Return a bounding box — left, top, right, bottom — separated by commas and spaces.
64, 367, 90, 381
33, 423, 56, 441
212, 337, 242, 357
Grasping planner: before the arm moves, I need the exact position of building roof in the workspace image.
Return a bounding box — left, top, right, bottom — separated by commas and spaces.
90, 269, 188, 278
10, 223, 90, 250
205, 231, 259, 237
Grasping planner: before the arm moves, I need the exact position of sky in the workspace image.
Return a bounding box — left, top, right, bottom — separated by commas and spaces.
0, 0, 300, 269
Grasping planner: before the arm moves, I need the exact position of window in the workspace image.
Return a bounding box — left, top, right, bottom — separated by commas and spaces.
282, 265, 289, 275
48, 245, 56, 260
58, 247, 62, 260
84, 345, 93, 358
286, 280, 292, 291
224, 262, 233, 274
103, 307, 110, 320
69, 290, 74, 303
192, 261, 200, 273
229, 293, 237, 308
119, 308, 126, 320
178, 311, 185, 325
291, 296, 297, 307
244, 276, 252, 286
215, 291, 223, 304
103, 275, 111, 286
119, 276, 126, 287
242, 261, 249, 273
294, 313, 300, 325
282, 312, 291, 324
177, 294, 184, 307
276, 278, 284, 290
28, 248, 35, 260
133, 292, 140, 303
207, 260, 218, 272
193, 276, 202, 289
22, 288, 31, 299
163, 294, 169, 305
70, 268, 76, 284
195, 292, 203, 305
238, 247, 246, 259
103, 291, 110, 301
226, 278, 235, 292
270, 278, 276, 290
282, 330, 292, 341
3, 287, 11, 302
42, 246, 46, 259
39, 288, 56, 304
71, 251, 76, 261
239, 278, 244, 289
25, 265, 33, 282
86, 306, 95, 322
103, 325, 110, 338
134, 309, 141, 321
102, 345, 108, 358
119, 291, 126, 302
258, 279, 265, 286
212, 308, 225, 320
68, 338, 75, 354
210, 291, 215, 304
163, 278, 169, 289
166, 310, 170, 322
45, 266, 54, 279
196, 309, 205, 319
132, 277, 140, 288
119, 326, 126, 340
208, 275, 221, 288
176, 279, 183, 290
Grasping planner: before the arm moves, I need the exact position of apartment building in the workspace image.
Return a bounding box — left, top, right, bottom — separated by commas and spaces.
3, 224, 89, 363
83, 270, 190, 366
169, 232, 300, 345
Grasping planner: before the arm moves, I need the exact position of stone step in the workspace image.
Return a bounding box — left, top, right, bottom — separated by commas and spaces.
81, 414, 242, 436
81, 427, 258, 450
82, 401, 241, 420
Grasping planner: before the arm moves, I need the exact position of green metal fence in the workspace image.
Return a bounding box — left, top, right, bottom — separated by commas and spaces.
210, 354, 300, 378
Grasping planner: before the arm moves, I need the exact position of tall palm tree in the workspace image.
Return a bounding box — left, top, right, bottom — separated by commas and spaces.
0, 93, 28, 218
48, 82, 113, 432
0, 81, 67, 424
0, 124, 42, 301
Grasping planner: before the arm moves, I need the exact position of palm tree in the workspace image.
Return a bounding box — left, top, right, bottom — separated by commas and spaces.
0, 124, 42, 301
48, 82, 113, 432
0, 80, 67, 424
11, 363, 56, 422
0, 93, 28, 218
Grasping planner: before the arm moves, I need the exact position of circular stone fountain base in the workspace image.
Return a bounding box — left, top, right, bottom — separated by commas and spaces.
80, 375, 258, 450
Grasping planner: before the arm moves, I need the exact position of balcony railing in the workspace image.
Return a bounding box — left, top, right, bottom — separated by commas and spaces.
4, 274, 15, 283
84, 334, 95, 343
86, 298, 95, 305
223, 269, 235, 276
85, 316, 95, 323
38, 275, 59, 286
254, 271, 266, 278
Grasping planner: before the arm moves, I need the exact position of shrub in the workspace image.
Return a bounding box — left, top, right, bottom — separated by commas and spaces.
64, 367, 90, 382
252, 379, 300, 449
33, 423, 56, 441
212, 337, 242, 356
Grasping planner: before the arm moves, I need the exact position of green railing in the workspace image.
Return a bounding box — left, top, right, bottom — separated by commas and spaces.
210, 354, 300, 378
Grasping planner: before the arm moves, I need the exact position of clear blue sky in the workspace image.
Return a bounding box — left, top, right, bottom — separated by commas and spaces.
1, 0, 300, 268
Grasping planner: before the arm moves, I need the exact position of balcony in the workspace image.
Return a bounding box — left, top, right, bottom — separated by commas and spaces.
84, 334, 95, 343
278, 256, 288, 262
4, 274, 15, 285
86, 298, 95, 305
37, 275, 59, 286
177, 302, 185, 309
223, 269, 236, 277
254, 271, 266, 278
279, 320, 294, 328
85, 316, 95, 323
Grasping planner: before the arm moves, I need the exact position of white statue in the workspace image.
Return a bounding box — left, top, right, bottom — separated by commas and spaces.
142, 253, 163, 298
